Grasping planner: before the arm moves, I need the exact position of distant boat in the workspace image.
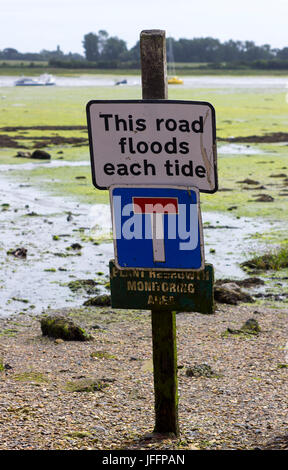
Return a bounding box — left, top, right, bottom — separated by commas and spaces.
115, 79, 127, 86
168, 76, 184, 85
14, 74, 56, 86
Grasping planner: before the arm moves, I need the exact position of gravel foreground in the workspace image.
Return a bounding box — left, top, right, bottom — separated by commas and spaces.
0, 303, 287, 451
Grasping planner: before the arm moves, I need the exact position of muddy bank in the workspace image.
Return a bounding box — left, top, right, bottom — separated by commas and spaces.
1, 153, 288, 317
1, 129, 287, 150
0, 175, 284, 318
0, 126, 87, 132
0, 134, 88, 148
219, 132, 288, 143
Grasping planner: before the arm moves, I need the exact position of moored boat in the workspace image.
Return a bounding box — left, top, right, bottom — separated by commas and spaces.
115, 78, 128, 86
14, 74, 56, 86
168, 75, 183, 85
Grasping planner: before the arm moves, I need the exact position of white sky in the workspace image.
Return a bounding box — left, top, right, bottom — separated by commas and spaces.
1, 0, 287, 54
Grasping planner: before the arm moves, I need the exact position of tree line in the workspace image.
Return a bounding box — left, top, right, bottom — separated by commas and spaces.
1, 31, 287, 69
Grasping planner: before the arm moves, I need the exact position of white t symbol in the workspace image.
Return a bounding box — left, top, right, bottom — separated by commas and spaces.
133, 197, 178, 263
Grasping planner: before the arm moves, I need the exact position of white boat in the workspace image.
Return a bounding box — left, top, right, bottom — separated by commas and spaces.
14, 74, 56, 86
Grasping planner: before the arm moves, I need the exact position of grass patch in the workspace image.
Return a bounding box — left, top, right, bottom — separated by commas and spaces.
14, 371, 49, 383
0, 85, 286, 137
241, 245, 288, 271
90, 351, 116, 360
0, 329, 19, 337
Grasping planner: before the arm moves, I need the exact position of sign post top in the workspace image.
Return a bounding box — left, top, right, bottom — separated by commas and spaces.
140, 30, 167, 100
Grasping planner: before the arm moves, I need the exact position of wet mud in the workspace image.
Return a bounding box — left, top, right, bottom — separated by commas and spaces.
1, 165, 286, 317
219, 132, 288, 143
0, 133, 88, 148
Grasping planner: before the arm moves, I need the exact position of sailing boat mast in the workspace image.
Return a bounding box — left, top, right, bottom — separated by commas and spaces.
168, 37, 176, 76
167, 37, 183, 85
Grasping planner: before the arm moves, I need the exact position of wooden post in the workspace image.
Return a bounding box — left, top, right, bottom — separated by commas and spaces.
140, 29, 179, 436
151, 309, 179, 435
140, 30, 168, 100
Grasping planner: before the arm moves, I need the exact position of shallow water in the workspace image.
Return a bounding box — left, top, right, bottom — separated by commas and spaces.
0, 175, 113, 318
0, 169, 281, 318
0, 75, 287, 91
0, 160, 90, 172
217, 143, 271, 156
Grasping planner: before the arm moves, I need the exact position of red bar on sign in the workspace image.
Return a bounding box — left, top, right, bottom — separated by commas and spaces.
133, 197, 178, 214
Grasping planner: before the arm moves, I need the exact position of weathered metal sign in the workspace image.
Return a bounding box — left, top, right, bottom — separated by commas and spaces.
110, 185, 204, 271
87, 100, 217, 193
109, 260, 214, 314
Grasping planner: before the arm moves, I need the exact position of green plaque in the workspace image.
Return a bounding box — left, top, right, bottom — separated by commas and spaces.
109, 260, 215, 314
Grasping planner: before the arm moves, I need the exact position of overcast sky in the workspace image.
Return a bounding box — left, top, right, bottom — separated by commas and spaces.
1, 0, 287, 54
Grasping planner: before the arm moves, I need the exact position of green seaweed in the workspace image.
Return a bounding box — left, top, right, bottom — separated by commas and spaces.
40, 315, 93, 341
65, 378, 109, 392
241, 245, 288, 271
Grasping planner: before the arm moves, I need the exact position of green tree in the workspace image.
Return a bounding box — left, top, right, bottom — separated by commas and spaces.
277, 47, 288, 60
82, 33, 100, 61
122, 40, 140, 62
98, 30, 109, 54
2, 48, 19, 59
101, 36, 127, 61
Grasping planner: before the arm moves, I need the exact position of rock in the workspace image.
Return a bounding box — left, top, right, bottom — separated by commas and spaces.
226, 318, 261, 336
186, 364, 218, 378
215, 277, 264, 288
236, 277, 264, 288
40, 315, 93, 341
83, 295, 111, 307
1, 203, 10, 211
67, 279, 100, 295
92, 324, 106, 330
242, 185, 266, 190
240, 318, 261, 335
253, 194, 274, 202
214, 283, 254, 305
26, 212, 38, 216
237, 178, 260, 185
7, 247, 27, 259
15, 151, 32, 158
269, 173, 287, 178
31, 150, 51, 160
69, 243, 82, 250
54, 338, 64, 344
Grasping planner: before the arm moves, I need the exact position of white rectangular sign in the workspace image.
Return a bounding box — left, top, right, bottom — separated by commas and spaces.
87, 100, 217, 193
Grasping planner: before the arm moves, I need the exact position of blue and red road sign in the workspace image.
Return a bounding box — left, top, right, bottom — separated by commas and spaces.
110, 185, 204, 271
